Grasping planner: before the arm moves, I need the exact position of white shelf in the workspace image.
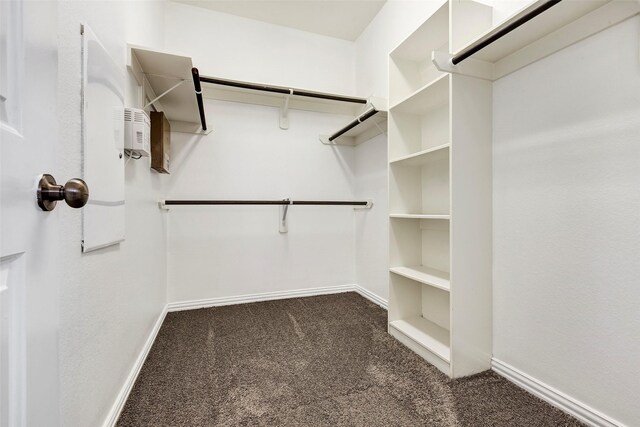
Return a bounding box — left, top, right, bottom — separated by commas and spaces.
390, 266, 450, 292
200, 76, 366, 117
455, 0, 610, 64
321, 108, 388, 146
434, 0, 637, 81
389, 214, 449, 220
128, 45, 211, 135
389, 316, 450, 362
390, 74, 449, 115
389, 143, 450, 166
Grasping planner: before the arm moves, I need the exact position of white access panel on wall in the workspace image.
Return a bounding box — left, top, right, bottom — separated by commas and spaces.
81, 24, 125, 252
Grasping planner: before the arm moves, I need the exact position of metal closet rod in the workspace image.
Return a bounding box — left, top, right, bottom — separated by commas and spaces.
198, 76, 368, 105
329, 107, 379, 142
163, 199, 369, 206
451, 0, 563, 65
191, 67, 207, 131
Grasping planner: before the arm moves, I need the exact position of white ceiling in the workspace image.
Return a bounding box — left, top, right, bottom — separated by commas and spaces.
172, 0, 387, 41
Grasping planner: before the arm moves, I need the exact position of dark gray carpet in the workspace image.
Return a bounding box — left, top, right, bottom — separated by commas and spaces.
117, 292, 583, 426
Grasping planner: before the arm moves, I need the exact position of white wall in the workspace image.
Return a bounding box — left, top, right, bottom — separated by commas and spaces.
56, 1, 168, 426
493, 16, 640, 426
163, 3, 359, 303
353, 134, 388, 300
353, 1, 443, 301
164, 1, 356, 95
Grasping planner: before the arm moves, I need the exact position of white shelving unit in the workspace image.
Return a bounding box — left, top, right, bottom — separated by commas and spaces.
387, 0, 640, 378
388, 0, 493, 379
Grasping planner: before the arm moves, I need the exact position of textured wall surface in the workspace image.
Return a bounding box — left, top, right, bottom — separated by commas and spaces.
163, 4, 360, 303
165, 101, 358, 302
164, 1, 357, 95
56, 1, 168, 426
493, 16, 640, 426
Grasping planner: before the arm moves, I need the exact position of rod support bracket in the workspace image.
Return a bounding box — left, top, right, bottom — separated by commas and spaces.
279, 198, 292, 233
432, 51, 494, 81
159, 200, 170, 211
353, 199, 374, 210
279, 89, 293, 130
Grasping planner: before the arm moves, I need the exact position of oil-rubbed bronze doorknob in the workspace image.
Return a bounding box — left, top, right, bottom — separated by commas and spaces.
37, 174, 89, 211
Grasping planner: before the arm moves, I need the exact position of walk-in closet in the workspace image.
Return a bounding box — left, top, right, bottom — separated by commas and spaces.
1, 0, 638, 425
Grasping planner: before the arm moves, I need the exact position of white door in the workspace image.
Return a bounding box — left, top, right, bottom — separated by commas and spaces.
1, 1, 83, 425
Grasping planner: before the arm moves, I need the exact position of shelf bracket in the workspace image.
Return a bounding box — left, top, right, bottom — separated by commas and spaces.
279, 89, 293, 130
279, 198, 292, 233
432, 51, 494, 81
144, 79, 186, 109
353, 199, 374, 211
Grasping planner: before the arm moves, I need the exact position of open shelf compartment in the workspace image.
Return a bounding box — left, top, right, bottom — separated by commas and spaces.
390, 145, 449, 216
390, 216, 450, 279
390, 73, 449, 114
389, 1, 449, 105
389, 273, 451, 374
388, 74, 449, 160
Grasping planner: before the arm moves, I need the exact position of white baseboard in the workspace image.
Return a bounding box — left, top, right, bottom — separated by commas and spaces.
491, 358, 624, 427
167, 284, 388, 312
103, 306, 168, 427
353, 284, 388, 309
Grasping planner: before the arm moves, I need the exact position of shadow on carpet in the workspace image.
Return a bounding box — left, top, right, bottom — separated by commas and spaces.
117, 292, 583, 426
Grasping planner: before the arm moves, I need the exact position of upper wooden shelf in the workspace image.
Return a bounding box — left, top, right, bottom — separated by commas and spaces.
128, 45, 370, 134
200, 76, 367, 117
128, 45, 210, 134
433, 0, 638, 81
